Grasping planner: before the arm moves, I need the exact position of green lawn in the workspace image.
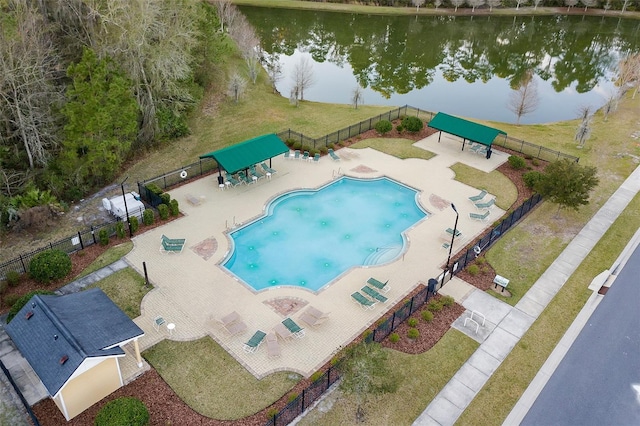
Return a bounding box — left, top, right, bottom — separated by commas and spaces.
450, 163, 518, 210
87, 267, 149, 319
74, 242, 133, 279
143, 338, 300, 420
350, 137, 436, 160
299, 330, 478, 425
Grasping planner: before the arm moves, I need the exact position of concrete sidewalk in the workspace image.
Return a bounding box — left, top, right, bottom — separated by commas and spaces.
414, 164, 640, 425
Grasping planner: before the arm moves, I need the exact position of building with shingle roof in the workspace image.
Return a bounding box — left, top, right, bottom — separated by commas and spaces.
5, 288, 144, 420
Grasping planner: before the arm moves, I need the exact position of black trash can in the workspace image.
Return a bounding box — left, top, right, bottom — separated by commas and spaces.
217, 175, 224, 186
428, 278, 438, 294
486, 148, 493, 159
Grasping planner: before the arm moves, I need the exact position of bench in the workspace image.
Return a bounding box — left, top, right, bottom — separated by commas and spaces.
493, 274, 509, 292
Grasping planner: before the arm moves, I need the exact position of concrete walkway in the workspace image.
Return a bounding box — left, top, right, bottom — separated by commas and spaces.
414, 164, 640, 425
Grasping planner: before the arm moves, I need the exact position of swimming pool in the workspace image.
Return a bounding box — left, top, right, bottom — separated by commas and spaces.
222, 177, 428, 292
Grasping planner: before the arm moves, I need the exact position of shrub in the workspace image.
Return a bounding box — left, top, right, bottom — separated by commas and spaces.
310, 371, 323, 382
6, 270, 20, 287
285, 138, 296, 147
389, 333, 400, 343
407, 318, 418, 327
475, 256, 486, 265
267, 408, 279, 420
441, 295, 455, 307
292, 141, 302, 150
158, 204, 169, 220
407, 328, 420, 339
467, 264, 480, 276
328, 143, 336, 150
319, 146, 328, 155
301, 145, 312, 153
94, 397, 149, 426
3, 293, 21, 309
115, 221, 126, 238
508, 155, 526, 170
142, 209, 154, 226
130, 216, 139, 233
427, 300, 443, 313
421, 310, 434, 322
160, 193, 171, 205
396, 124, 404, 132
523, 171, 542, 189
287, 393, 298, 403
29, 249, 72, 284
401, 116, 424, 132
375, 119, 393, 135
0, 280, 7, 295
531, 158, 540, 167
98, 228, 109, 246
6, 290, 56, 323
146, 183, 162, 196
170, 199, 179, 216
362, 329, 372, 339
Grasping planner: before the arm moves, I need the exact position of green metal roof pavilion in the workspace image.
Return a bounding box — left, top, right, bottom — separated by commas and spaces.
428, 112, 506, 149
199, 133, 288, 174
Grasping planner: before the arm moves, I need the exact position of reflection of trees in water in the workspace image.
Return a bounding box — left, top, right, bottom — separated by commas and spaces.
241, 8, 640, 97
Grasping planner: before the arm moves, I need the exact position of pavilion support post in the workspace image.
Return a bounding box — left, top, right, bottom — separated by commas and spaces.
134, 339, 143, 368
462, 138, 466, 151
438, 131, 442, 143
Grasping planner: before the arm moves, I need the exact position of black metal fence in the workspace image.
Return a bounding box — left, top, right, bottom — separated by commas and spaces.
0, 219, 120, 278
495, 135, 579, 163
441, 193, 544, 285
137, 158, 219, 204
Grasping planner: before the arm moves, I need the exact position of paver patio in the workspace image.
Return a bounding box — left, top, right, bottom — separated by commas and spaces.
125, 133, 507, 379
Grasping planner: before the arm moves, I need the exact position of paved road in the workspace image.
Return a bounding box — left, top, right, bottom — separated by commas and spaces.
521, 244, 640, 426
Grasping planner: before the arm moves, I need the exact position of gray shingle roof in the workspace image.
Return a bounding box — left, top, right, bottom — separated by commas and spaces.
5, 288, 143, 396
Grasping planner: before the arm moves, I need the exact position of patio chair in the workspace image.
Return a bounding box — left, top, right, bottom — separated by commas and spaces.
312, 153, 320, 164
243, 330, 266, 353
284, 151, 292, 160
469, 210, 491, 222
361, 286, 388, 304
351, 291, 376, 310
249, 165, 265, 180
153, 316, 166, 331
216, 311, 247, 335
366, 277, 390, 293
294, 150, 301, 160
328, 149, 340, 161
225, 173, 241, 187
474, 198, 495, 211
160, 236, 186, 254
282, 318, 305, 338
260, 162, 277, 174
161, 234, 186, 245
238, 173, 253, 185
266, 332, 281, 357
468, 190, 487, 203
273, 322, 294, 340
302, 151, 310, 161
299, 310, 330, 327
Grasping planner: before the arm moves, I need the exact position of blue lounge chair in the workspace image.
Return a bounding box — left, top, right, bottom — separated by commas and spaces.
468, 190, 487, 203
302, 151, 310, 161
284, 151, 292, 160
475, 198, 495, 211
160, 235, 186, 254
351, 292, 376, 310
361, 286, 388, 304
282, 318, 305, 338
260, 162, 276, 174
243, 330, 266, 353
328, 149, 340, 161
469, 210, 491, 221
294, 150, 301, 160
249, 165, 265, 180
312, 153, 320, 164
366, 277, 390, 293
238, 173, 253, 185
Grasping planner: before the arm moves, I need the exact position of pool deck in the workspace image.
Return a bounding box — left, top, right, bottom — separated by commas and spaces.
124, 133, 507, 379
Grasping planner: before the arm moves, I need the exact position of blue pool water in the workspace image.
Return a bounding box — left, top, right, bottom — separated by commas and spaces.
222, 177, 427, 292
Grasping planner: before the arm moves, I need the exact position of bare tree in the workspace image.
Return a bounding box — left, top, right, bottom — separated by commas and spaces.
292, 56, 315, 101
289, 86, 300, 108
602, 94, 618, 121
507, 70, 540, 125
580, 0, 597, 11
351, 86, 364, 109
228, 13, 261, 85
412, 0, 426, 11
434, 0, 443, 9
575, 106, 593, 148
213, 0, 237, 33
260, 51, 283, 94
487, 0, 502, 11
516, 0, 529, 9
533, 0, 544, 9
565, 0, 578, 11
603, 0, 612, 12
618, 53, 640, 99
227, 72, 247, 103
451, 0, 465, 11
621, 0, 631, 13
467, 0, 485, 12
0, 2, 63, 170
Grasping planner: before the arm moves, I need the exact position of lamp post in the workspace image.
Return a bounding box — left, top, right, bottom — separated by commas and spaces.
120, 176, 133, 238
441, 203, 459, 287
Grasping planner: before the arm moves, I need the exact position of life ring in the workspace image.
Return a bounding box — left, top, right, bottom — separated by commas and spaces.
473, 245, 482, 255
180, 170, 188, 179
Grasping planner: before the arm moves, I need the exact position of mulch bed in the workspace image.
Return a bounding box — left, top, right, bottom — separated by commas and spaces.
26, 131, 544, 425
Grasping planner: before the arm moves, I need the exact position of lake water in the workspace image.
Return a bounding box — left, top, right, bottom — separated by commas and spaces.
241, 8, 640, 124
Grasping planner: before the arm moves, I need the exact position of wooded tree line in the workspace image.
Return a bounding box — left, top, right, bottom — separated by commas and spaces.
308, 0, 637, 12
0, 0, 227, 203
